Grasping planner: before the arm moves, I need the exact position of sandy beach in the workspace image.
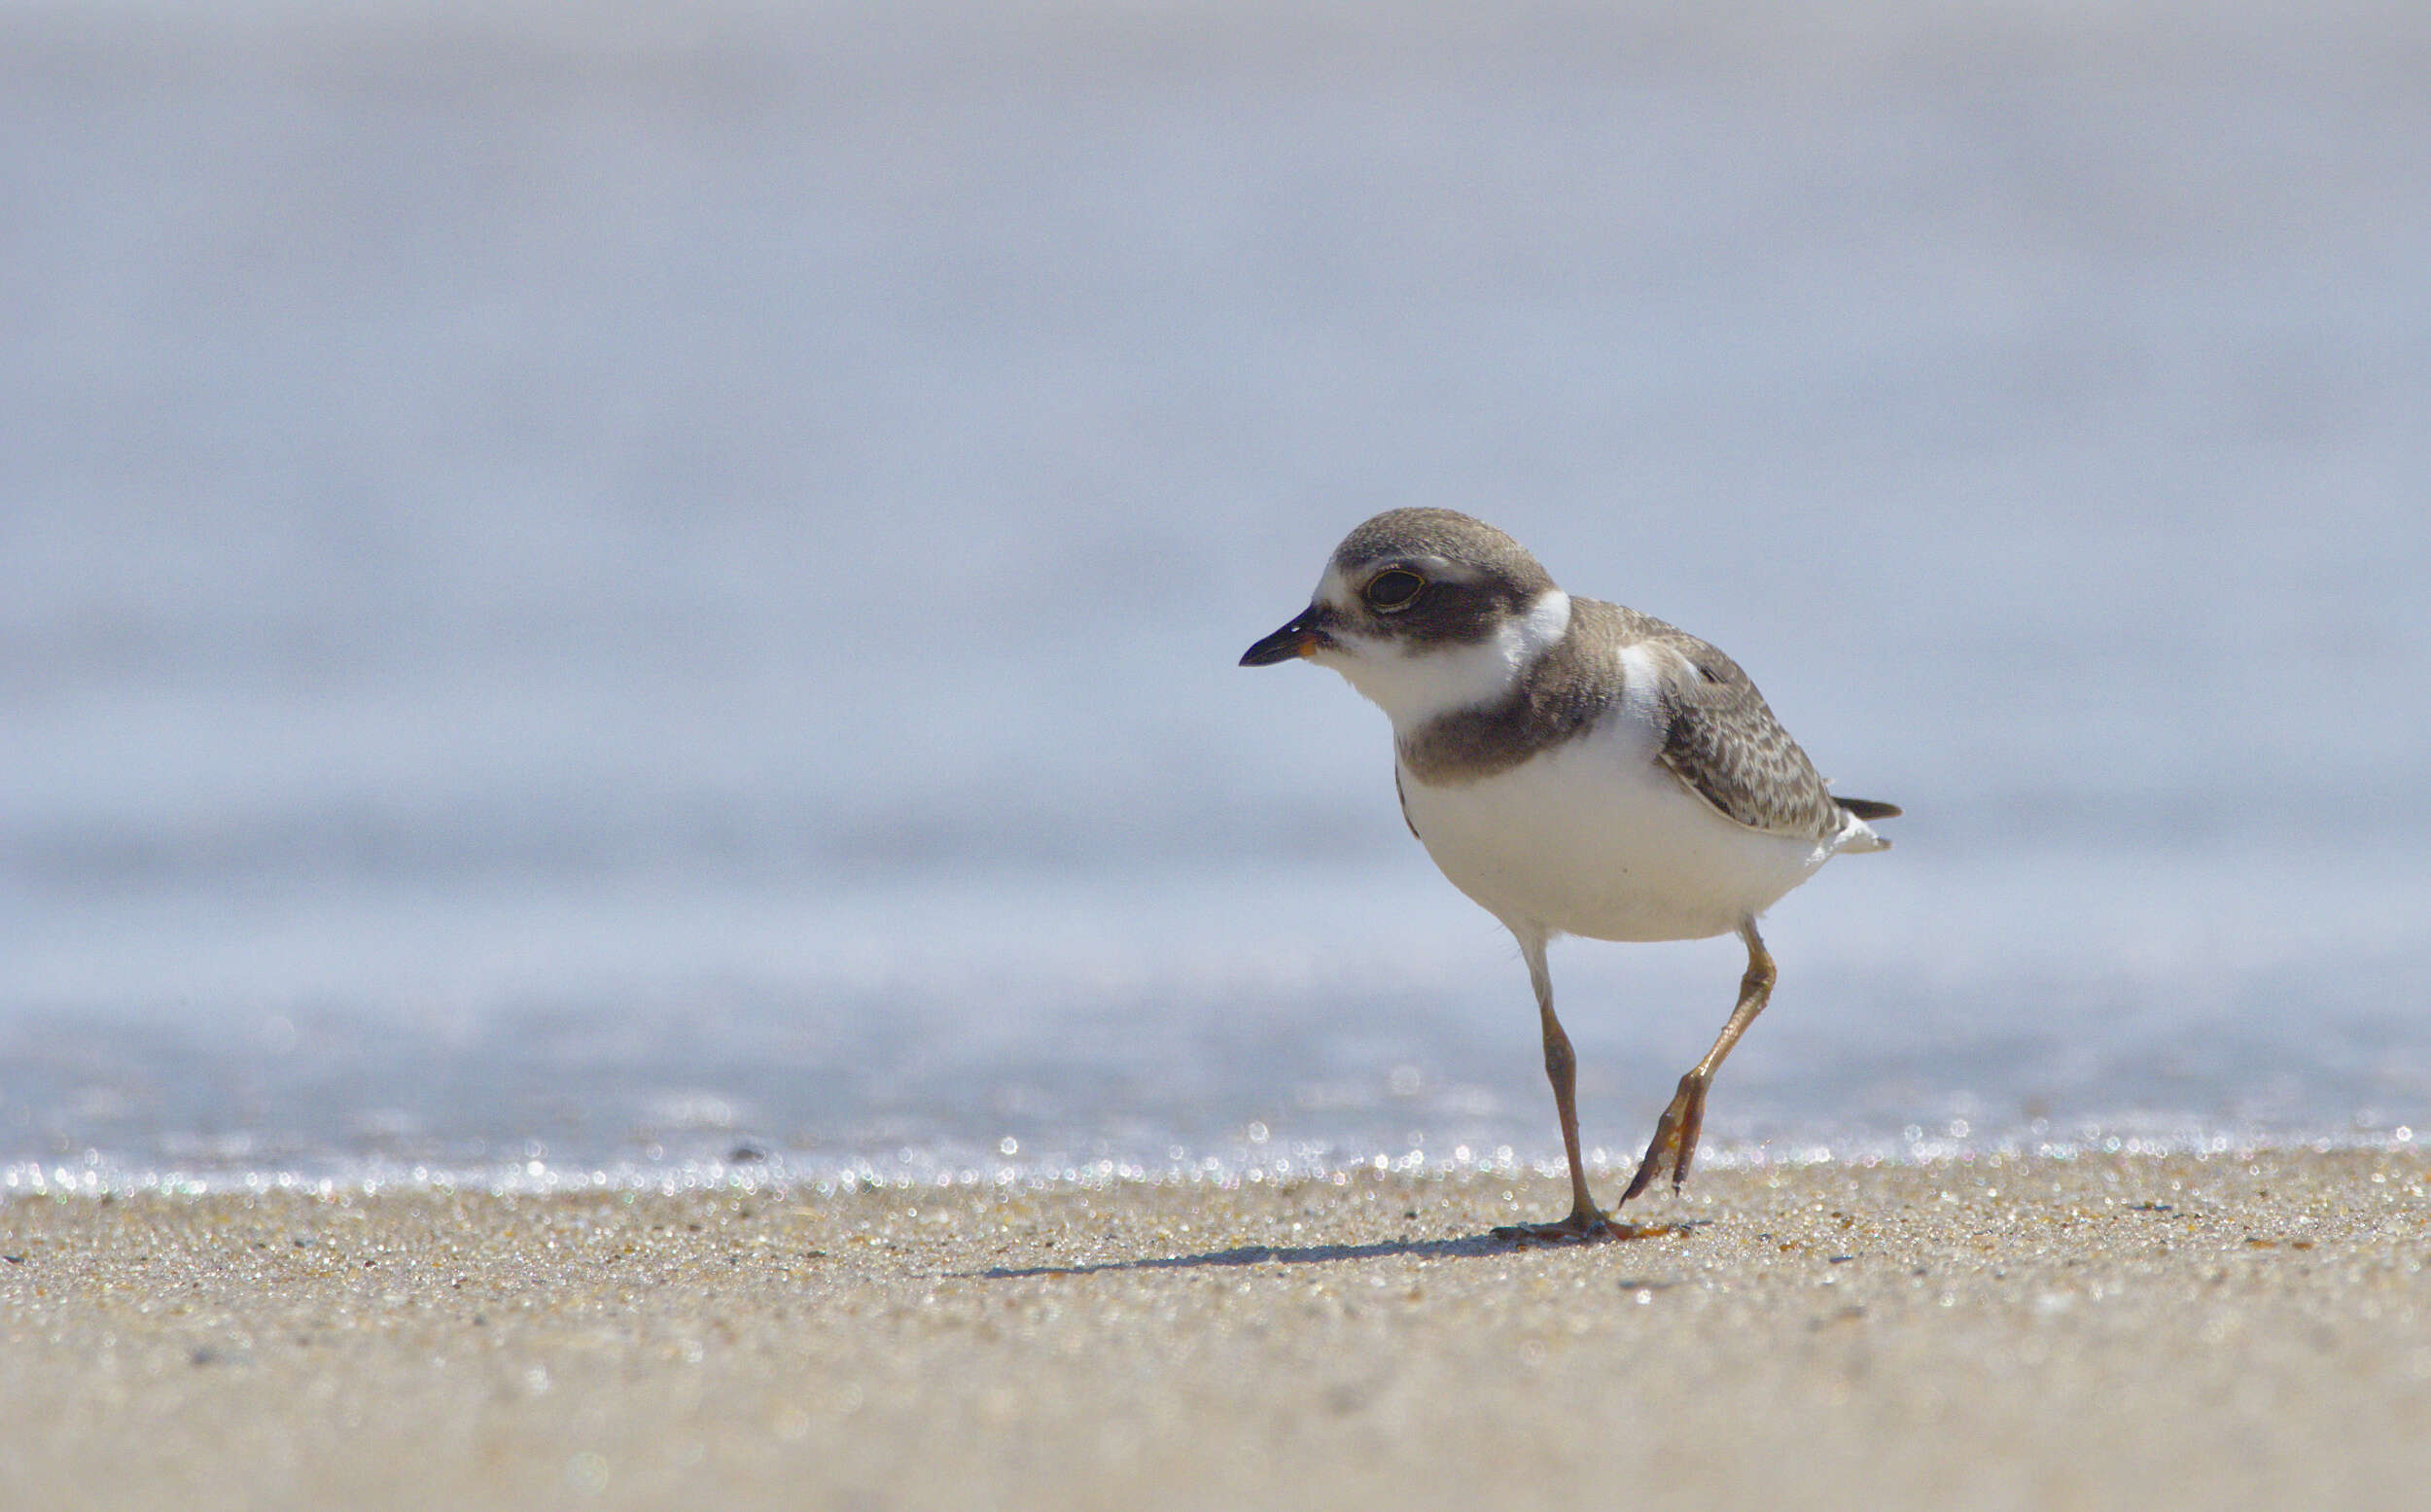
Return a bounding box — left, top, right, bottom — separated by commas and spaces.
4, 1147, 2427, 1510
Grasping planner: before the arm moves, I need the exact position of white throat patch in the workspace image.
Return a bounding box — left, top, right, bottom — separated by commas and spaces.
1319, 588, 1572, 730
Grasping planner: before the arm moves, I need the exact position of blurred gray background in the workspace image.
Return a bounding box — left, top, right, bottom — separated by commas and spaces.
4, 0, 2427, 1180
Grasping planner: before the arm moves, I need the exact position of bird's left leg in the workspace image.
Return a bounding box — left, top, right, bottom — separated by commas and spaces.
1620, 919, 1776, 1204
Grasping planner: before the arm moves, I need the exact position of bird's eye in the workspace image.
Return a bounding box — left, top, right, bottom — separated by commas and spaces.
1364, 570, 1425, 611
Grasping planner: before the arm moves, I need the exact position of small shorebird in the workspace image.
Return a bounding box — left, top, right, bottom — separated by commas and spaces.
1242, 509, 1898, 1242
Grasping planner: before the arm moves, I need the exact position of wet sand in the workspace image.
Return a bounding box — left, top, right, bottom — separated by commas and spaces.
5, 1148, 2428, 1510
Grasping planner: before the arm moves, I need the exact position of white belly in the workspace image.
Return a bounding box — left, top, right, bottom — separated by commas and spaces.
1396, 723, 1835, 943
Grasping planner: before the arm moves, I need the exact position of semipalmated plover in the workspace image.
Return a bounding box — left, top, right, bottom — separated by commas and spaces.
1243, 509, 1898, 1243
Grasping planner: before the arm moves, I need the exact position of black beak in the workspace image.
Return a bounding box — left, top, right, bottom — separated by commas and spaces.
1240, 606, 1329, 667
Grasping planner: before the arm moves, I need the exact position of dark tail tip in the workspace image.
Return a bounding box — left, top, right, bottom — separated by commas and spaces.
1838, 797, 1902, 821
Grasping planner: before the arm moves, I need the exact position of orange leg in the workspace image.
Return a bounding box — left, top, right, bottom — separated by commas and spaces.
1621, 920, 1776, 1204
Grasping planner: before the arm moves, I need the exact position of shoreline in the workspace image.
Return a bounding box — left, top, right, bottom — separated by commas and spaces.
9, 1124, 2419, 1201
7, 1148, 2429, 1509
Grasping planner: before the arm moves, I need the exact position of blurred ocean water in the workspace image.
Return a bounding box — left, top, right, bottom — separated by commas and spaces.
4, 0, 2427, 1188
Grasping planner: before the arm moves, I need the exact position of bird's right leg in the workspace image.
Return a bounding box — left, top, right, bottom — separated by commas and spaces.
1492, 932, 1636, 1244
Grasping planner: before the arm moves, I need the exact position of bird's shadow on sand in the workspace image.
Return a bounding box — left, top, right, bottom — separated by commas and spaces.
969, 1224, 1693, 1281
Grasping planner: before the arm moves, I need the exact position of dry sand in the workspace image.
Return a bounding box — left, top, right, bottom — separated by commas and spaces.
5, 1148, 2429, 1511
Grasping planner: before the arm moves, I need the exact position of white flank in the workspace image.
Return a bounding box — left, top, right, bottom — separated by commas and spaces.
1397, 640, 1842, 944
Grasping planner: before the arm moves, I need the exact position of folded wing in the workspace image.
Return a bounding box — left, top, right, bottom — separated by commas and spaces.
1630, 621, 1893, 844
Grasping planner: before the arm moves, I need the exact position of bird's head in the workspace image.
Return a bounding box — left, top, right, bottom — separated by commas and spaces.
1240, 508, 1571, 727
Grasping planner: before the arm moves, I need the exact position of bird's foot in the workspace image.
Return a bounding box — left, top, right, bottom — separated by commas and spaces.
1620, 1072, 1709, 1206
1491, 1208, 1676, 1246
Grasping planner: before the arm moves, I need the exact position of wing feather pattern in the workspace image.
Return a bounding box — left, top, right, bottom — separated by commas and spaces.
1634, 622, 1855, 843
